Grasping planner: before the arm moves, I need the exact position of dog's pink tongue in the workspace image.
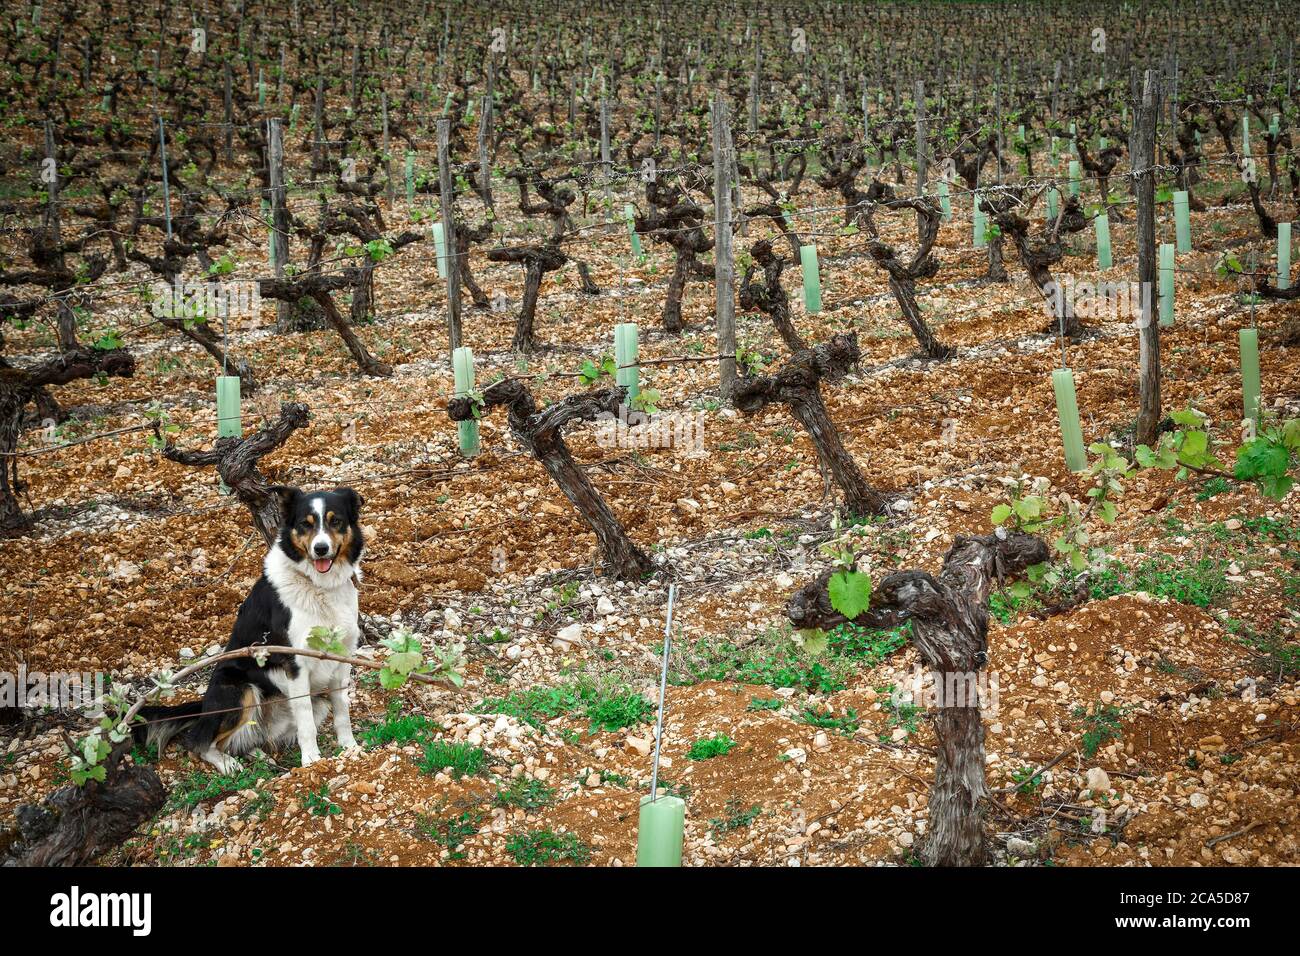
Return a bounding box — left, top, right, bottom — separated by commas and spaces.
313, 558, 333, 574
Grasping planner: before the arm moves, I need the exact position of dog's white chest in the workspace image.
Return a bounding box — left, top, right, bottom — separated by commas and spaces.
264, 548, 360, 690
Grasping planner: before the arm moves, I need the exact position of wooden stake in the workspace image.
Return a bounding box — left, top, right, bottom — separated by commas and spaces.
436, 118, 463, 353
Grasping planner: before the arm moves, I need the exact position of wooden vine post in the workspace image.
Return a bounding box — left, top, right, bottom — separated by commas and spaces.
447, 381, 652, 580
1133, 69, 1162, 448
787, 529, 1049, 866
712, 96, 737, 400
268, 118, 290, 329
436, 118, 463, 353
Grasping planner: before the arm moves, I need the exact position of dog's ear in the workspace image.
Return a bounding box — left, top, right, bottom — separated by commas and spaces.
335, 487, 363, 520
270, 485, 300, 525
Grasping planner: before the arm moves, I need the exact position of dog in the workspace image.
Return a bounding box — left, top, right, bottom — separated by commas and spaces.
136, 486, 365, 772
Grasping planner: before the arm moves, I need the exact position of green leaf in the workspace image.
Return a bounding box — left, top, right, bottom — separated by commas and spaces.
1007, 581, 1033, 599
795, 628, 829, 657
1257, 474, 1294, 500
1235, 439, 1289, 481
1013, 496, 1042, 521
990, 504, 1012, 525
1180, 430, 1208, 459
827, 570, 872, 620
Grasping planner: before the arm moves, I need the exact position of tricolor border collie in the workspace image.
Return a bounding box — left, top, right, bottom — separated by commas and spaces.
136, 487, 365, 771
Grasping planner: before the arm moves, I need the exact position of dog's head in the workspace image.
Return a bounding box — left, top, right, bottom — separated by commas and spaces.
272, 486, 365, 578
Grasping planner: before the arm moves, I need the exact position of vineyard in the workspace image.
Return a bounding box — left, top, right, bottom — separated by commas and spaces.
1, 0, 1299, 872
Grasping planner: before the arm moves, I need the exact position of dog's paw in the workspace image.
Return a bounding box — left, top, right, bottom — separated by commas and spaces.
337, 739, 363, 758
299, 747, 322, 768
210, 753, 244, 775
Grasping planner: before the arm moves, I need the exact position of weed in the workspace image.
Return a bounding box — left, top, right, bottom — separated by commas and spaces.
1073, 704, 1126, 758
686, 734, 736, 760
164, 756, 279, 812
478, 679, 651, 733
800, 705, 860, 736
418, 740, 487, 778
1086, 556, 1230, 607
303, 783, 341, 817
506, 829, 591, 866
708, 798, 762, 835
358, 700, 434, 748
416, 810, 484, 860
493, 776, 555, 811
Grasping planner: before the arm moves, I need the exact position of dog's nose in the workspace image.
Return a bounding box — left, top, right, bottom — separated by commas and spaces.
313, 541, 330, 557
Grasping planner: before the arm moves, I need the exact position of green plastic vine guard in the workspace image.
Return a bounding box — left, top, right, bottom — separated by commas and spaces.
1173, 191, 1192, 253
405, 152, 415, 205
290, 103, 300, 134
452, 347, 480, 457
1050, 136, 1059, 162
937, 180, 951, 221
1068, 160, 1082, 198
258, 69, 266, 105
1278, 222, 1292, 290
1241, 115, 1252, 158
614, 322, 640, 401
1095, 212, 1112, 269
1239, 328, 1262, 425
1159, 242, 1175, 327
624, 203, 644, 260
637, 794, 685, 867
800, 244, 822, 313
973, 192, 987, 247
432, 222, 448, 279
216, 376, 242, 439
637, 584, 684, 867
1051, 368, 1087, 472
1046, 186, 1059, 222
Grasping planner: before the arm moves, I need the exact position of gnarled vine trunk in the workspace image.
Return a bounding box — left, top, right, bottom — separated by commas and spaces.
787, 529, 1049, 865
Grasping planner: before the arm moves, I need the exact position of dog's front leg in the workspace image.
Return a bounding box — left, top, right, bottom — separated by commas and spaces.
330, 667, 357, 751
287, 673, 322, 766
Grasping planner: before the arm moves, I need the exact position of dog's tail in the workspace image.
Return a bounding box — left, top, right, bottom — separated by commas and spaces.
133, 700, 204, 755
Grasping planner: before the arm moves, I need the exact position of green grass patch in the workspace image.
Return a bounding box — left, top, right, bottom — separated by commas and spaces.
1086, 556, 1231, 607
418, 740, 487, 778
478, 679, 652, 734
493, 776, 555, 811
415, 810, 483, 860
1073, 704, 1126, 758
506, 829, 591, 866
709, 798, 762, 835
825, 620, 910, 663
674, 627, 851, 694
800, 705, 860, 736
686, 734, 736, 760
358, 700, 435, 748
164, 756, 279, 812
